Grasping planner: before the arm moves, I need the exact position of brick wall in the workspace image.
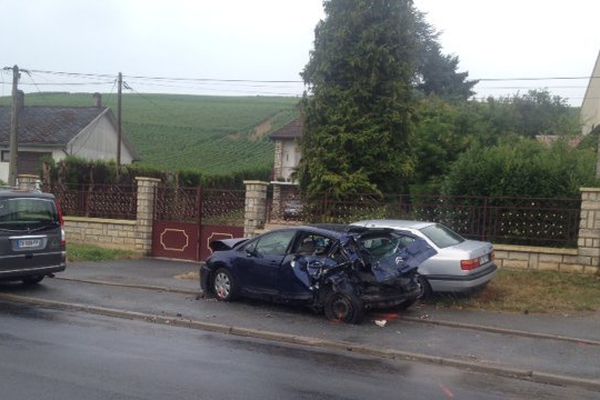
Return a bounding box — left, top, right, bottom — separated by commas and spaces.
65, 217, 138, 251
494, 244, 598, 274
63, 176, 160, 255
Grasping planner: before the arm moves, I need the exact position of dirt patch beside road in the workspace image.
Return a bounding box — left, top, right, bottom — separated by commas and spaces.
433, 269, 600, 314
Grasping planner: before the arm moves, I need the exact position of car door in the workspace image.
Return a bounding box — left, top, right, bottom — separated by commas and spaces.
235, 230, 297, 294
277, 231, 336, 300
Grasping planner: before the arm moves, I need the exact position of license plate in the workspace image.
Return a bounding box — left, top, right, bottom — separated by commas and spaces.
17, 239, 42, 249
480, 254, 490, 264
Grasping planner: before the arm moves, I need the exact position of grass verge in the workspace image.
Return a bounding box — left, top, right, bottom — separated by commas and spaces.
67, 243, 142, 263
431, 268, 600, 314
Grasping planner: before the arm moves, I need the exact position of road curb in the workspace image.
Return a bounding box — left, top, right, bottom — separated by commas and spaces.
56, 276, 600, 348
55, 277, 199, 296
400, 316, 600, 347
1, 293, 599, 392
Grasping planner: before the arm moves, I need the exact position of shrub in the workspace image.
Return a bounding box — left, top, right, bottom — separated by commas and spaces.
442, 139, 598, 198
43, 157, 270, 190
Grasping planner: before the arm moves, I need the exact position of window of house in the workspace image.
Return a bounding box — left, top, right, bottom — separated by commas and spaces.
1, 150, 10, 162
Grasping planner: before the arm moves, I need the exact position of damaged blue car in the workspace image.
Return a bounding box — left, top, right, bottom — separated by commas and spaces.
200, 225, 436, 324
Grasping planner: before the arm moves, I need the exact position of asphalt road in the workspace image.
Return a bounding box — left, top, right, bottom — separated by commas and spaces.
3, 278, 599, 381
0, 301, 598, 400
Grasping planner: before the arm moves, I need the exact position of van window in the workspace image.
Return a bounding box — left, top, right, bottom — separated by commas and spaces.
0, 198, 59, 231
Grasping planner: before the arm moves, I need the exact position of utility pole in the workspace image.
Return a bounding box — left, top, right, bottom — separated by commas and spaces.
8, 65, 20, 186
117, 72, 122, 169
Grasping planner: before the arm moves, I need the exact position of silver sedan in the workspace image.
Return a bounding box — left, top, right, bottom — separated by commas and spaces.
351, 220, 497, 298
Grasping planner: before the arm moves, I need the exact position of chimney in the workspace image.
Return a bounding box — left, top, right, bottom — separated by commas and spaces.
16, 90, 24, 112
93, 92, 102, 108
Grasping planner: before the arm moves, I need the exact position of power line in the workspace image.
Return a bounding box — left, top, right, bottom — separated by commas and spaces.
0, 81, 115, 86
26, 67, 600, 84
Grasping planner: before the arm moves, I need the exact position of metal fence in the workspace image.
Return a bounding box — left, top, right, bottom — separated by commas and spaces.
295, 194, 581, 248
154, 186, 245, 226
44, 184, 138, 220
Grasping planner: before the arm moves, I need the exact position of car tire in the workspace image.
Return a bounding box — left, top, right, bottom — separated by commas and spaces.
323, 290, 364, 324
22, 275, 44, 286
212, 268, 238, 302
416, 274, 432, 300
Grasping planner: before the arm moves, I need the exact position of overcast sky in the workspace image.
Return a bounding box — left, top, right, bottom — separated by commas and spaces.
1, 0, 599, 105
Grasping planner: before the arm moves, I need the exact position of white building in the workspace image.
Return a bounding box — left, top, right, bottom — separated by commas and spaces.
269, 118, 303, 182
0, 93, 138, 182
581, 51, 600, 135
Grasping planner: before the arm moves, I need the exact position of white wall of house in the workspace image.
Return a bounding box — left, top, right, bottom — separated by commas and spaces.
67, 113, 134, 163
0, 161, 7, 183
280, 139, 301, 182
0, 147, 64, 183
581, 51, 600, 135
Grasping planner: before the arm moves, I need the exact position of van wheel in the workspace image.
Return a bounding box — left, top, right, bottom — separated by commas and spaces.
323, 290, 364, 324
22, 275, 44, 285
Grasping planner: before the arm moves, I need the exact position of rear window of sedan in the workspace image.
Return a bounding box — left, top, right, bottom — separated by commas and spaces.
419, 224, 464, 249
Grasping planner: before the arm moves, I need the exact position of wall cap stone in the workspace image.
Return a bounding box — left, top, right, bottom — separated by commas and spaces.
64, 216, 137, 225
244, 180, 269, 186
134, 177, 161, 183
493, 244, 578, 256
580, 187, 600, 192
270, 181, 299, 187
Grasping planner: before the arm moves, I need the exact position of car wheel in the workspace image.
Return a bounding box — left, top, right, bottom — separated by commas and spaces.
212, 268, 237, 301
323, 290, 364, 324
416, 274, 432, 300
22, 275, 44, 286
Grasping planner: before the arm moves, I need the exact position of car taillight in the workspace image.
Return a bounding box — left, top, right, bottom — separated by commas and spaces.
461, 258, 481, 271
57, 201, 66, 248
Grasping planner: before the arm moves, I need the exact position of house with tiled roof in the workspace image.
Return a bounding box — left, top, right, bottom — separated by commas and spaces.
269, 118, 303, 182
0, 93, 138, 182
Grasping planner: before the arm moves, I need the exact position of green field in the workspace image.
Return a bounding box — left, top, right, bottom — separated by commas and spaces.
0, 93, 300, 175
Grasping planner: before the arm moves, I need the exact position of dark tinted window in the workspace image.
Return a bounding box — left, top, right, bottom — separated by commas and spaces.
419, 224, 465, 249
0, 198, 58, 231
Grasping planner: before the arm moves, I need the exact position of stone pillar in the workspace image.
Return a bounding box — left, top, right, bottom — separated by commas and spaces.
244, 180, 269, 238
135, 177, 161, 254
17, 174, 40, 191
578, 188, 600, 273
271, 183, 282, 220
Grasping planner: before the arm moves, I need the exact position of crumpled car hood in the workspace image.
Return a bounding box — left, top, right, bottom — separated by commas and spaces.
370, 238, 436, 282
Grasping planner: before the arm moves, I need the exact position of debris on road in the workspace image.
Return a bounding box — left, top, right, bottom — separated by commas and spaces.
374, 320, 387, 327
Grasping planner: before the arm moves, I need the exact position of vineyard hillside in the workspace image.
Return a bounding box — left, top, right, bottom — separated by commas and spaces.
0, 93, 300, 175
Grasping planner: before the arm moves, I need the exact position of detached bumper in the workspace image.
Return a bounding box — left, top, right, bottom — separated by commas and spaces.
428, 263, 498, 293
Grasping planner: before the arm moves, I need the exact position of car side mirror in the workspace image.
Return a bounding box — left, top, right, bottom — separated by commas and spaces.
245, 248, 256, 257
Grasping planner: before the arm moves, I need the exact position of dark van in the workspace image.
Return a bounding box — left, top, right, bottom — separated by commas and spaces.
0, 189, 66, 284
